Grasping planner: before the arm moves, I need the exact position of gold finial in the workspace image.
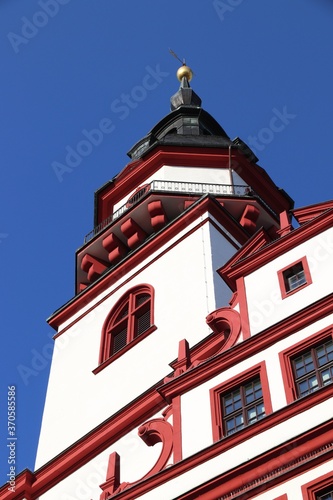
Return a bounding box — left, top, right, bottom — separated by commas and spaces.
169, 48, 193, 82
176, 64, 193, 82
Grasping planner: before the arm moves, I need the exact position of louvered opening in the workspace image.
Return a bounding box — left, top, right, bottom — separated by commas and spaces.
135, 308, 151, 337
112, 326, 128, 354
136, 294, 150, 306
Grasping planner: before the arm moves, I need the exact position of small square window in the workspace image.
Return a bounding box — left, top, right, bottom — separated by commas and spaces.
278, 257, 312, 299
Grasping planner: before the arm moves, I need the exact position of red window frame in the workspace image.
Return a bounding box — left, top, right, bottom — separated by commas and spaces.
210, 362, 272, 442
96, 284, 156, 370
301, 471, 333, 499
277, 256, 312, 299
279, 327, 333, 404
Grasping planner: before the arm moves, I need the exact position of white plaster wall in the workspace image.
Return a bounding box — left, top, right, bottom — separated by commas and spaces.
35, 215, 236, 467
114, 165, 239, 212
245, 227, 333, 336
251, 459, 333, 500
209, 222, 238, 308
180, 313, 333, 459
140, 398, 333, 499
37, 409, 165, 500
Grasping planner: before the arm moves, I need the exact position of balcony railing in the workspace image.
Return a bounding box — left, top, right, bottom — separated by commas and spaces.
84, 180, 251, 243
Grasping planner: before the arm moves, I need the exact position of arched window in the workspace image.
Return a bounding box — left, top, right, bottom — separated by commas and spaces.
99, 285, 155, 365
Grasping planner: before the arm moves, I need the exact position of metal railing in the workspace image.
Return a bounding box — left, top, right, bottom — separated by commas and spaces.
84, 180, 251, 243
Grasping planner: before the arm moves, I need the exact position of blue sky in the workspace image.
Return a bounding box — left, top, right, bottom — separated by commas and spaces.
1, 0, 333, 486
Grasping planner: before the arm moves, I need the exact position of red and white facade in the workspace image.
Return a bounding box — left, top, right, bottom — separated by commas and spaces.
2, 68, 333, 500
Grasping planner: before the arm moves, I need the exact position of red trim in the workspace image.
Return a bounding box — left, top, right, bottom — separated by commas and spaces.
301, 470, 333, 499
279, 326, 333, 404
147, 200, 168, 231
239, 203, 260, 233
95, 146, 292, 225
100, 418, 174, 498
274, 496, 288, 500
235, 276, 251, 339
171, 396, 183, 463
0, 387, 165, 500
158, 294, 333, 402
2, 325, 333, 499
220, 208, 333, 291
97, 284, 155, 367
210, 362, 272, 442
277, 256, 312, 300
102, 413, 333, 500
50, 197, 246, 331
293, 201, 333, 225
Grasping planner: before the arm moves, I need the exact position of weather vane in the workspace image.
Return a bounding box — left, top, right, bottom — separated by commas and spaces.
168, 48, 193, 82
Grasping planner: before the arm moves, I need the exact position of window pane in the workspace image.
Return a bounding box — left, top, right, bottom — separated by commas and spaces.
298, 375, 318, 396
226, 413, 244, 435
135, 308, 151, 337
316, 490, 333, 500
112, 326, 128, 354
223, 389, 241, 415
321, 366, 333, 385
245, 379, 262, 404
316, 340, 333, 366
294, 352, 314, 377
136, 293, 150, 306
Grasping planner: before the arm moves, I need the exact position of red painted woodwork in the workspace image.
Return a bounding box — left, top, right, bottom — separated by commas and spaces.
99, 452, 120, 500
95, 146, 293, 225
293, 201, 333, 225
301, 470, 333, 499
158, 294, 333, 402
205, 307, 242, 352
165, 308, 241, 383
239, 203, 260, 233
220, 208, 333, 291
81, 253, 108, 282
120, 217, 147, 249
276, 209, 293, 237
97, 284, 155, 367
100, 418, 173, 498
50, 197, 246, 330
102, 233, 128, 264
210, 362, 272, 442
279, 326, 333, 404
147, 200, 168, 231
277, 255, 312, 300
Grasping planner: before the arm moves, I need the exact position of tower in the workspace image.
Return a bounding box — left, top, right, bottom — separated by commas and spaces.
2, 65, 332, 500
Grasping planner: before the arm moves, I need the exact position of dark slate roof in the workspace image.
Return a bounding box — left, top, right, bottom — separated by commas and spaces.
127, 73, 258, 164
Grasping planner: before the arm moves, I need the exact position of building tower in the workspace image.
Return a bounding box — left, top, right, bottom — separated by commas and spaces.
2, 65, 333, 500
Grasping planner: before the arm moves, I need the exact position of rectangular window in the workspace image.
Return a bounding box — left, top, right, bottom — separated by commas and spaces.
277, 256, 312, 299
301, 471, 333, 499
279, 327, 333, 404
210, 362, 272, 442
221, 377, 265, 435
292, 340, 333, 398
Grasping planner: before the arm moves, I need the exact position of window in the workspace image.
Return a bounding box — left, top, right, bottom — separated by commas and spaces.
316, 490, 333, 500
221, 376, 265, 435
301, 471, 333, 499
97, 285, 155, 367
277, 256, 312, 299
210, 363, 272, 441
292, 340, 333, 398
279, 327, 333, 404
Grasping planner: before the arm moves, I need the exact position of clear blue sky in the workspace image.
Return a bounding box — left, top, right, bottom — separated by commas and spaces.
1, 0, 333, 486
